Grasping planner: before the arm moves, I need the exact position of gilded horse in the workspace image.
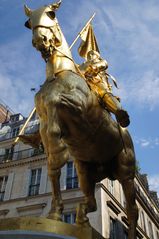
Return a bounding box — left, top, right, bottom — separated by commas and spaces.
24, 2, 138, 238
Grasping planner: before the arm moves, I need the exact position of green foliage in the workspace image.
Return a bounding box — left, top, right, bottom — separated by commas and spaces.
135, 160, 141, 173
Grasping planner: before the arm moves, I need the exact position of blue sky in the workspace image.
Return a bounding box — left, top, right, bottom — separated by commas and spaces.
0, 0, 159, 196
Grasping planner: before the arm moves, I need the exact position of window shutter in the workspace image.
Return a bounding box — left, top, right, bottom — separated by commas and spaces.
4, 172, 14, 201
39, 166, 47, 194
60, 164, 67, 190
21, 169, 30, 197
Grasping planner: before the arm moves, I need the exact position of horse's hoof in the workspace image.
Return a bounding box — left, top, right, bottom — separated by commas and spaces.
76, 216, 91, 227
47, 212, 62, 221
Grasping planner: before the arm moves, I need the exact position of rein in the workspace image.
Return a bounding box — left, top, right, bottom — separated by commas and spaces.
33, 24, 88, 80
33, 24, 75, 62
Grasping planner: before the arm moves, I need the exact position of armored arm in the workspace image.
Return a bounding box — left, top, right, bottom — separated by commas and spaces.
79, 59, 108, 78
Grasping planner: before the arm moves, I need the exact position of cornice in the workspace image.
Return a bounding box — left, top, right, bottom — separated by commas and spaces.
135, 174, 159, 212
17, 203, 46, 212
0, 155, 47, 169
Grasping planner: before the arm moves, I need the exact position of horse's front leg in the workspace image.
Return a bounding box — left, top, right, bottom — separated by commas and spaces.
46, 104, 69, 220
47, 168, 63, 220
75, 160, 97, 226
35, 92, 66, 220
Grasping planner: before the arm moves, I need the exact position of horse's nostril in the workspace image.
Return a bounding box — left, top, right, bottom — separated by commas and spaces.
43, 35, 47, 42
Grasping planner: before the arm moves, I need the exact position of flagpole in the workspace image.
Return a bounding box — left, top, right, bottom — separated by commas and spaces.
69, 13, 96, 50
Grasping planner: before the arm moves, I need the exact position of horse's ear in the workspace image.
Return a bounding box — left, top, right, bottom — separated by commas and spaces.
24, 4, 33, 17
47, 11, 56, 20
50, 0, 62, 11
24, 20, 31, 29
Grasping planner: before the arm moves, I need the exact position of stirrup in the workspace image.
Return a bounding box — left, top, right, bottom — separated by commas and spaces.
116, 109, 130, 127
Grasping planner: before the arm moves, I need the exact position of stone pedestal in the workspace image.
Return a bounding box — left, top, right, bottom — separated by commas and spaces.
0, 230, 75, 239
0, 217, 105, 239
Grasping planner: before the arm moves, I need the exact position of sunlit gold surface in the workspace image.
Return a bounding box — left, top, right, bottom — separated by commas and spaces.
24, 2, 138, 239
0, 217, 105, 239
79, 50, 121, 114
25, 3, 76, 77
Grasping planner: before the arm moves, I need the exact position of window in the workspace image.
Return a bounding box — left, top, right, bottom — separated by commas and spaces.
0, 176, 8, 201
110, 217, 117, 239
12, 127, 20, 138
66, 161, 78, 189
4, 147, 14, 161
108, 179, 114, 195
28, 168, 42, 196
120, 185, 126, 208
63, 212, 76, 224
10, 114, 20, 123
140, 211, 146, 233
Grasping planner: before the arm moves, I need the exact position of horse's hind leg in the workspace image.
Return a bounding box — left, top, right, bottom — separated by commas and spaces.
121, 178, 138, 239
115, 148, 138, 239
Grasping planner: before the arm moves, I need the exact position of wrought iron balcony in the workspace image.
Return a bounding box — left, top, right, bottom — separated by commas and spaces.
0, 147, 44, 164
0, 123, 39, 142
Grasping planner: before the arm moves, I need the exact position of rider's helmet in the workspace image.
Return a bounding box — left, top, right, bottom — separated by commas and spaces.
87, 50, 100, 61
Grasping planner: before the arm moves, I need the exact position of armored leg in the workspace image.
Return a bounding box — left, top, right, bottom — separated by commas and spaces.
102, 92, 130, 127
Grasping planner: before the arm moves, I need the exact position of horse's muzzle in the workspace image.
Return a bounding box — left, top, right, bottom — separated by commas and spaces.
32, 39, 52, 59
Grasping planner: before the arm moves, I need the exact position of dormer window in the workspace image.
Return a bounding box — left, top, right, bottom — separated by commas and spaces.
10, 114, 24, 123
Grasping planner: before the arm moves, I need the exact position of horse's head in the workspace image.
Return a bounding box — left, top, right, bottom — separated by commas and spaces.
24, 1, 62, 59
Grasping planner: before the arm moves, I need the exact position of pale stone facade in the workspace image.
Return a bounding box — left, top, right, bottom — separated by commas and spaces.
0, 113, 158, 239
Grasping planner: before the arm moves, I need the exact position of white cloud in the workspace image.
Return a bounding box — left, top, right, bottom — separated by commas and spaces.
128, 72, 159, 110
148, 175, 159, 197
141, 140, 150, 148
135, 137, 159, 149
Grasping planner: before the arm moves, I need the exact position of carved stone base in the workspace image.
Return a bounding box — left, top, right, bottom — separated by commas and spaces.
0, 217, 105, 239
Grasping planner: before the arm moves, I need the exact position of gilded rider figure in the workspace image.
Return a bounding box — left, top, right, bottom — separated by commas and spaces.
79, 50, 130, 127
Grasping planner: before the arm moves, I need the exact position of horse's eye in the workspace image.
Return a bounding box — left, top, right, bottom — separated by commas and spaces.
24, 19, 31, 29
47, 11, 55, 20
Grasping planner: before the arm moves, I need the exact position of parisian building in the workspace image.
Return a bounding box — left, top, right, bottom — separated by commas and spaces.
0, 112, 158, 239
0, 100, 13, 124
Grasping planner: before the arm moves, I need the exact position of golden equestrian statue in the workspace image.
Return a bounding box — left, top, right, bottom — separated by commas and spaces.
24, 1, 138, 238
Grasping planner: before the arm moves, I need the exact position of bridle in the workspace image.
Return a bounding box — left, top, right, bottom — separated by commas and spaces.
32, 22, 84, 79
32, 22, 76, 65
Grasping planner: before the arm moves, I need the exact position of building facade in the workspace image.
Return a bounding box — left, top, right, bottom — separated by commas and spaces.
0, 113, 158, 239
0, 100, 13, 124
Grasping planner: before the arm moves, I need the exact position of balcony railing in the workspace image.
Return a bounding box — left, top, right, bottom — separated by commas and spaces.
0, 147, 44, 164
0, 123, 39, 142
